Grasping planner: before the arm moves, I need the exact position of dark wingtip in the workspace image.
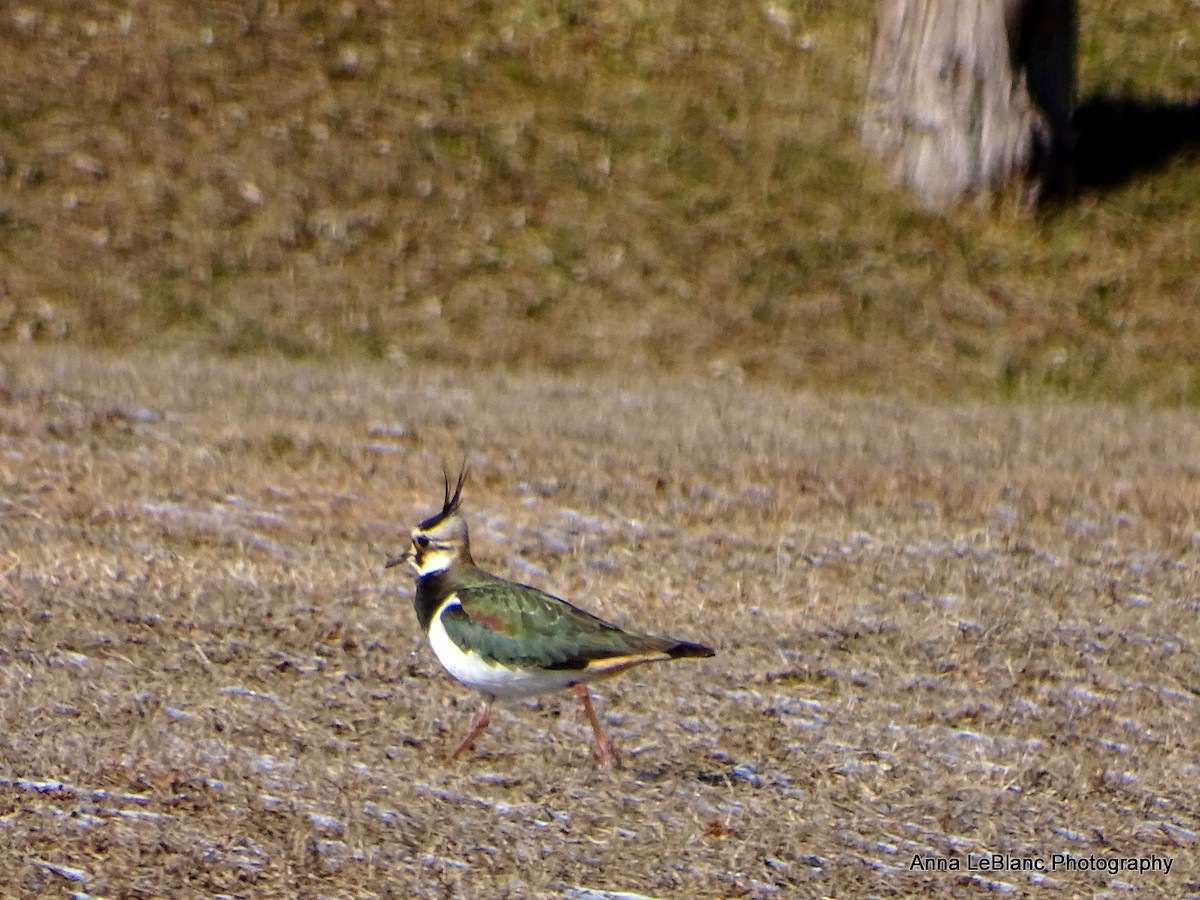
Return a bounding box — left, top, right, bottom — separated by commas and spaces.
670, 640, 716, 659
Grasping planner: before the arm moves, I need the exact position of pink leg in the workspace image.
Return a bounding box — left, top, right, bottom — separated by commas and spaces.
448, 699, 491, 761
572, 683, 616, 771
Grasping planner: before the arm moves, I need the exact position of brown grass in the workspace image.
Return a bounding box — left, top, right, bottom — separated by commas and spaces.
3, 3, 1200, 894
1, 347, 1198, 897
2, 2, 1200, 400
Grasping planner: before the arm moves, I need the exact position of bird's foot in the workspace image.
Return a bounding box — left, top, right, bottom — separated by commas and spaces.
447, 699, 491, 762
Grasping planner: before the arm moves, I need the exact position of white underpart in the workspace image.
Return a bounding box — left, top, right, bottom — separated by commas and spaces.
427, 595, 585, 699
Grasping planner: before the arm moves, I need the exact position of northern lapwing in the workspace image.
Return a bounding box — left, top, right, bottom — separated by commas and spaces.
386, 468, 714, 770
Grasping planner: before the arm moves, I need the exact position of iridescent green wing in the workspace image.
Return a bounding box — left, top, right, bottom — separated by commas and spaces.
442, 579, 642, 670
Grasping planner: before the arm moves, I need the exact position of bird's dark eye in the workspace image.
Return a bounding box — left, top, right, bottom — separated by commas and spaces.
414, 535, 431, 548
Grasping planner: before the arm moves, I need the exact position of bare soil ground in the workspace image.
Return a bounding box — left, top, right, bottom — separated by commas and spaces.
1, 348, 1197, 897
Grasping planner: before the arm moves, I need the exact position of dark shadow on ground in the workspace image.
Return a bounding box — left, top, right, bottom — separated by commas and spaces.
1071, 93, 1200, 189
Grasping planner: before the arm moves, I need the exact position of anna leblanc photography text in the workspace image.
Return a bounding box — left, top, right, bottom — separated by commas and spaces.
909, 853, 1174, 875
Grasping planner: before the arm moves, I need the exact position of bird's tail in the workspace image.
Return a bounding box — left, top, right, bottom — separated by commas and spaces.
667, 639, 715, 659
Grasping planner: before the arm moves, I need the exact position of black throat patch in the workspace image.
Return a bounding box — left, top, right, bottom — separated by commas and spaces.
414, 570, 453, 632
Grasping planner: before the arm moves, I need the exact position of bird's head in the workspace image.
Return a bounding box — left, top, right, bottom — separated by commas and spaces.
386, 465, 472, 577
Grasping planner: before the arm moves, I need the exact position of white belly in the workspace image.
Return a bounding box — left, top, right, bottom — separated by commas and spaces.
427, 596, 583, 699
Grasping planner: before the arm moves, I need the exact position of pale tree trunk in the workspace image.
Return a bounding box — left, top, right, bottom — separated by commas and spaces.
862, 0, 1076, 208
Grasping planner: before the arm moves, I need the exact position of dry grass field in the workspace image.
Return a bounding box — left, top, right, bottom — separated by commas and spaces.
1, 347, 1198, 897
4, 1, 1200, 897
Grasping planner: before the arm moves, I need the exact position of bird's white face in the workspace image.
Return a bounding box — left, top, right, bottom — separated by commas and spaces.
386, 467, 473, 578
408, 529, 457, 576
404, 508, 470, 577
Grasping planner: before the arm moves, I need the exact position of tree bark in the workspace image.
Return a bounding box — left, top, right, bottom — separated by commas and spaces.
862, 0, 1076, 208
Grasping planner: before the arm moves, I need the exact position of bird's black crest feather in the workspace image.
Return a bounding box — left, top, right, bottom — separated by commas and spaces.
419, 462, 468, 530
443, 461, 468, 515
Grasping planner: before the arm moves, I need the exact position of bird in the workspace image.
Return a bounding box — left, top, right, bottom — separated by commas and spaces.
386, 466, 714, 770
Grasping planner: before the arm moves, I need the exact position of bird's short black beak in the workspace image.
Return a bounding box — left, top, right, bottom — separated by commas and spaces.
385, 551, 411, 569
